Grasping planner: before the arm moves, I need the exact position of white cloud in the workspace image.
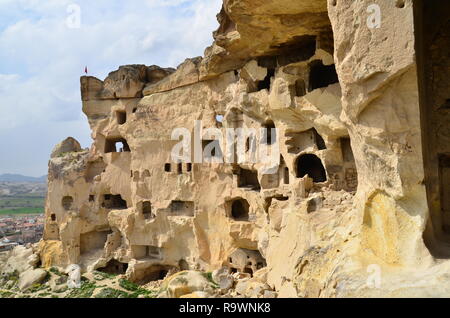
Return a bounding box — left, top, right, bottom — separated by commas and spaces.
0, 0, 222, 176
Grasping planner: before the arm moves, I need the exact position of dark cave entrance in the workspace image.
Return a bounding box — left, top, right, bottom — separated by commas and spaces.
102, 194, 127, 210
262, 120, 277, 145
116, 110, 126, 125
62, 196, 73, 211
308, 60, 339, 91
257, 69, 275, 91
415, 0, 450, 252
237, 168, 260, 191
98, 259, 128, 275
230, 198, 250, 221
296, 154, 327, 182
105, 137, 130, 153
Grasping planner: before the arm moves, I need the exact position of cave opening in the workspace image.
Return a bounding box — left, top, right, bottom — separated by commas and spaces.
340, 137, 355, 162
85, 158, 107, 182
308, 60, 339, 91
98, 259, 128, 275
414, 0, 450, 251
257, 69, 275, 91
284, 167, 290, 184
227, 248, 267, 277
313, 129, 327, 150
80, 230, 111, 255
262, 120, 277, 145
138, 267, 170, 285
258, 35, 316, 68
116, 110, 126, 125
296, 154, 327, 182
169, 201, 195, 217
230, 198, 250, 221
142, 201, 153, 220
179, 259, 190, 271
237, 168, 261, 191
102, 194, 127, 210
105, 137, 130, 153
62, 196, 73, 211
132, 245, 162, 260
286, 128, 326, 154
202, 139, 222, 159
294, 79, 306, 97
440, 155, 450, 233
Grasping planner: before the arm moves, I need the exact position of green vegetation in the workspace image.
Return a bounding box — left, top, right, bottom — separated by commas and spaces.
0, 195, 45, 215
0, 290, 15, 298
94, 287, 132, 298
202, 272, 219, 288
0, 195, 45, 209
26, 272, 50, 293
65, 281, 97, 298
0, 270, 19, 289
118, 278, 156, 297
0, 267, 158, 298
49, 267, 63, 276
118, 278, 140, 291
93, 270, 117, 281
0, 207, 44, 216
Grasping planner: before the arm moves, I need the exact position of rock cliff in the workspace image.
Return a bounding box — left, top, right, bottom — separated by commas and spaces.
10, 0, 450, 297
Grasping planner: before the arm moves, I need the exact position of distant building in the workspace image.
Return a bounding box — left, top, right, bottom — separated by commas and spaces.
0, 239, 18, 251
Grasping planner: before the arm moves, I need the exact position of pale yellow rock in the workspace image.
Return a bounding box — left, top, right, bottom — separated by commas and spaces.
18, 268, 47, 291
14, 0, 448, 299
159, 271, 216, 298
1, 246, 39, 275
50, 137, 82, 158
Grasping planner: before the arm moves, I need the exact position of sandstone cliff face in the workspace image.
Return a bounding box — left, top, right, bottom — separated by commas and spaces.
36, 0, 450, 297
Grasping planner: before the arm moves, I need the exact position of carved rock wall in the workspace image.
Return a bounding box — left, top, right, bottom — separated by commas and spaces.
37, 0, 450, 297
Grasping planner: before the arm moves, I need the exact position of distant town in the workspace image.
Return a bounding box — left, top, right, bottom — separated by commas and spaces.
0, 215, 44, 251
0, 176, 46, 252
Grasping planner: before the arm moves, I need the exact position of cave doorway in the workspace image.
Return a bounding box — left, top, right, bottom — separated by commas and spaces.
262, 120, 277, 145
258, 69, 275, 91
98, 259, 128, 275
105, 137, 130, 153
230, 198, 250, 221
116, 111, 126, 125
237, 168, 260, 191
296, 154, 327, 182
102, 194, 127, 210
62, 196, 73, 211
308, 60, 339, 91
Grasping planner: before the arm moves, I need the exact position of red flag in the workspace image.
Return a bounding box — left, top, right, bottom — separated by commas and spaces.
84, 66, 88, 74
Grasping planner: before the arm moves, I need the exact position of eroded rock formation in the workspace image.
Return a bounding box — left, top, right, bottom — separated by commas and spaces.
32, 0, 450, 297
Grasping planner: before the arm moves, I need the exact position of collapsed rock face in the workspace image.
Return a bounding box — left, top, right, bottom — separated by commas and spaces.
38, 0, 450, 297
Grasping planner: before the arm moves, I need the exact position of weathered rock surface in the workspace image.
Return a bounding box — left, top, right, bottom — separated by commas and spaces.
1, 246, 39, 276
18, 269, 47, 291
22, 0, 450, 298
50, 137, 82, 158
158, 271, 216, 298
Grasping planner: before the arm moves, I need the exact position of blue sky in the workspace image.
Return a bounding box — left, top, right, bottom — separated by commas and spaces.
0, 0, 222, 177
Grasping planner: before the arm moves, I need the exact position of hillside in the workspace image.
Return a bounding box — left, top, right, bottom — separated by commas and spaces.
0, 174, 47, 183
